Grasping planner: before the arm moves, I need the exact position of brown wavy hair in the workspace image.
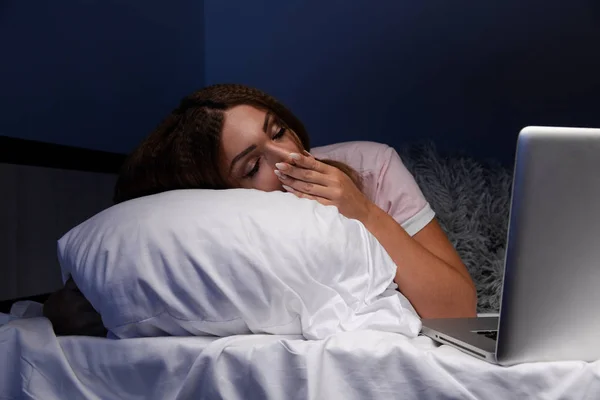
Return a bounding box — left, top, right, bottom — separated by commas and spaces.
113, 83, 361, 204
45, 84, 364, 337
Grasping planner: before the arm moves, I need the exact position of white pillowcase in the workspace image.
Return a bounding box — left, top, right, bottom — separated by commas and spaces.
57, 189, 421, 339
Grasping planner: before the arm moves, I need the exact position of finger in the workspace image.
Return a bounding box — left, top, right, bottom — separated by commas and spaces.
288, 152, 330, 174
277, 171, 330, 198
275, 162, 330, 186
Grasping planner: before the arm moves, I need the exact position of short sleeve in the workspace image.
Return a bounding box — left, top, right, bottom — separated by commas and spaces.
375, 146, 435, 236
310, 141, 435, 236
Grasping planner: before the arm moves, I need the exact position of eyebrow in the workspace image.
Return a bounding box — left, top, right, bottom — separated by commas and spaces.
263, 112, 271, 133
229, 144, 256, 175
229, 112, 271, 175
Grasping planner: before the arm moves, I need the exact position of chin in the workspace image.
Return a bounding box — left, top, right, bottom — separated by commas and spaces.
253, 176, 286, 192
257, 185, 285, 193
266, 180, 285, 192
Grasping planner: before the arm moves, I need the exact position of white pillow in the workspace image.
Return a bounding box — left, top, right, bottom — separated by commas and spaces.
57, 189, 421, 339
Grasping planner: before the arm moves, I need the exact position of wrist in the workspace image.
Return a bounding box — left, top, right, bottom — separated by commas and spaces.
360, 201, 381, 228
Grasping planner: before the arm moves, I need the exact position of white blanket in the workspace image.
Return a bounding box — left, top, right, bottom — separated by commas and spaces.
2, 316, 599, 400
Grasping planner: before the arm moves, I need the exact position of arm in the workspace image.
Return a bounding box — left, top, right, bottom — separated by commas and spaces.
276, 149, 477, 318
362, 204, 477, 318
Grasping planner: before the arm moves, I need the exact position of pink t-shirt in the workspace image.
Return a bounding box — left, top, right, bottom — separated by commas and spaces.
310, 141, 435, 236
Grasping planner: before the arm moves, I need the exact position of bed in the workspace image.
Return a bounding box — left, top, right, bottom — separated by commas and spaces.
3, 309, 600, 399
1, 136, 599, 399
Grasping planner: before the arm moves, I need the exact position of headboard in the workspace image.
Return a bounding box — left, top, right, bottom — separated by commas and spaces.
0, 136, 126, 309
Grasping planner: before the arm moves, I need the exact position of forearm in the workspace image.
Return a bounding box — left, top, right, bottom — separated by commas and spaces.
362, 205, 477, 319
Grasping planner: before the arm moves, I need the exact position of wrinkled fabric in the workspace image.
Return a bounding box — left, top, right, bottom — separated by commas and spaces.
2, 317, 599, 400
58, 189, 420, 340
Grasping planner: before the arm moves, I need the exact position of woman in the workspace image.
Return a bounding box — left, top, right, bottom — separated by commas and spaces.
113, 83, 477, 319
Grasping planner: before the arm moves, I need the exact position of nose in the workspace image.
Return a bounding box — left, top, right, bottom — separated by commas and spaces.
263, 143, 290, 167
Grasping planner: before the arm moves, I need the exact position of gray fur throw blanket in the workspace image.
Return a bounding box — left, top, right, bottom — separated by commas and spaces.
399, 143, 513, 313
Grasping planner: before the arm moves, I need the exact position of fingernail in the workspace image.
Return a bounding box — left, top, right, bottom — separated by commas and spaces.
289, 153, 301, 161
275, 162, 288, 170
282, 184, 294, 192
274, 170, 286, 179
303, 150, 312, 157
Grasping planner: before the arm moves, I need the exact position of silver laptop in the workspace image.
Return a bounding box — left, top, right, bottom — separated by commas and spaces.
421, 126, 600, 366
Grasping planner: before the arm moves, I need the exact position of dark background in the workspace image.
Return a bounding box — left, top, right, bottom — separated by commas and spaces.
3, 0, 599, 164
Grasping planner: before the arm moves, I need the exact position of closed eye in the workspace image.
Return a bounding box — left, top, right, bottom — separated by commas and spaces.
272, 126, 286, 140
243, 119, 287, 179
244, 157, 261, 179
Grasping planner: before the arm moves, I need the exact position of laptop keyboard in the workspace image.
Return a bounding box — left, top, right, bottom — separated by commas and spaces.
475, 330, 498, 341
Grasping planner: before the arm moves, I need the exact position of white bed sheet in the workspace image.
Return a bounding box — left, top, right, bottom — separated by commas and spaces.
2, 316, 600, 399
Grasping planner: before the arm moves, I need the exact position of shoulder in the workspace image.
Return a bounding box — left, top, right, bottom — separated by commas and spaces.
311, 140, 391, 154
312, 141, 434, 234
310, 141, 396, 173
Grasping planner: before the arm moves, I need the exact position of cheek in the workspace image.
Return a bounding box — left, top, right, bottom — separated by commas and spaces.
280, 128, 303, 149
284, 134, 303, 152
255, 167, 283, 192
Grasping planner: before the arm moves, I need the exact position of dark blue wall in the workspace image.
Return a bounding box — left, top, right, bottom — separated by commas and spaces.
1, 1, 204, 154
4, 1, 599, 162
205, 0, 600, 164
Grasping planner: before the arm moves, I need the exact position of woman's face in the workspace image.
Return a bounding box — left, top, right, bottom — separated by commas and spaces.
219, 105, 303, 191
